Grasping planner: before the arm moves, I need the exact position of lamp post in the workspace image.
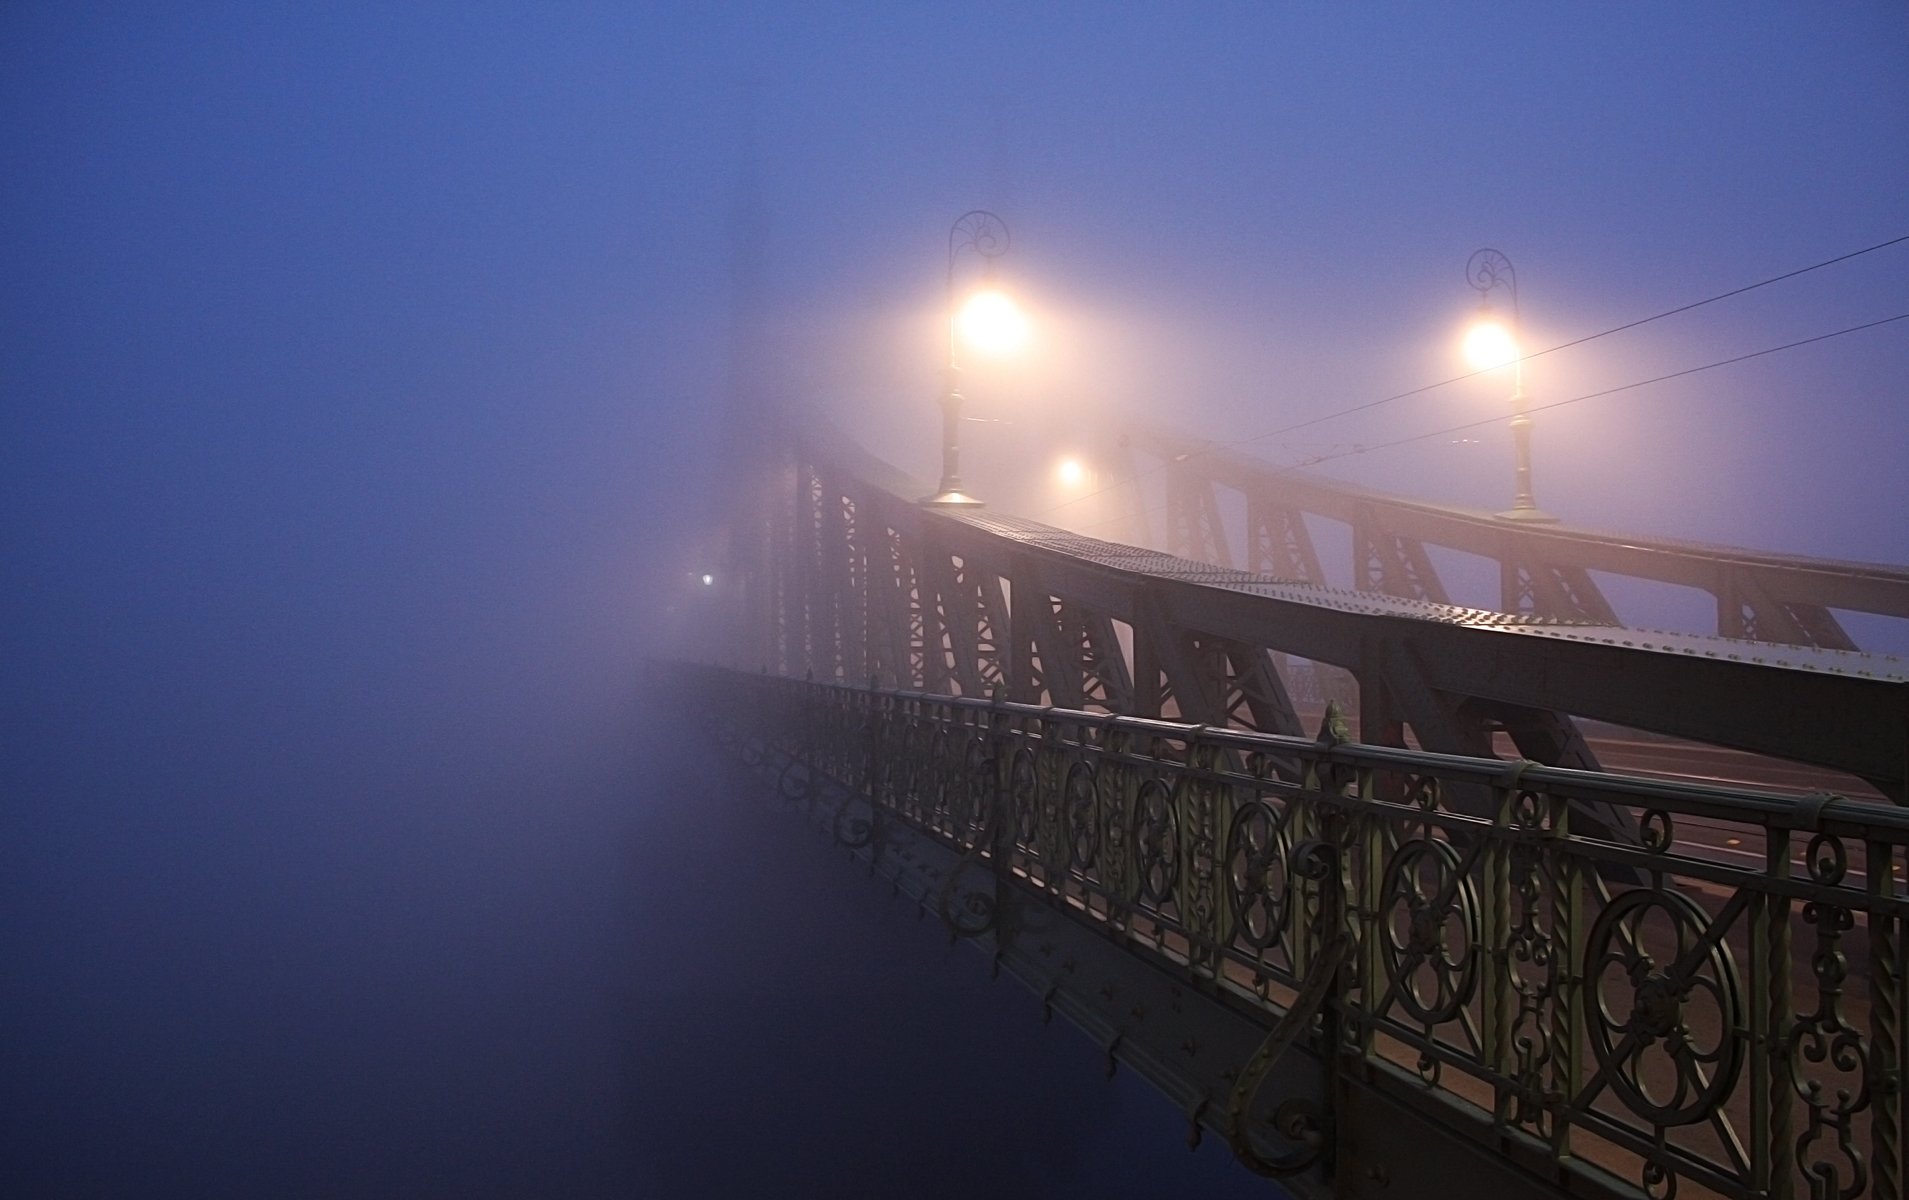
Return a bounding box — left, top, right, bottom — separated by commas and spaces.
1465, 248, 1556, 523
923, 210, 1020, 507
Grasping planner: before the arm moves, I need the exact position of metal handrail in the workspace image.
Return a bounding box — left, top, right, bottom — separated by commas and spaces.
677, 661, 1907, 1200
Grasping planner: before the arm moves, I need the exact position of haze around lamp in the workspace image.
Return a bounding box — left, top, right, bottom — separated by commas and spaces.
957, 288, 1028, 357
1463, 317, 1519, 372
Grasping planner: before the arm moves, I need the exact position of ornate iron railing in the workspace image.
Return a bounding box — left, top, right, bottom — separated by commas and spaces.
684, 662, 1907, 1200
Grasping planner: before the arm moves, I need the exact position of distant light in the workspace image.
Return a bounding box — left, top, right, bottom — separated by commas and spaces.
957, 289, 1028, 356
1463, 317, 1519, 371
1056, 456, 1086, 487
700, 573, 714, 587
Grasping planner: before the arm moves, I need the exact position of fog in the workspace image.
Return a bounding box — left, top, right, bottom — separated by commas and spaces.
3, 5, 1904, 1196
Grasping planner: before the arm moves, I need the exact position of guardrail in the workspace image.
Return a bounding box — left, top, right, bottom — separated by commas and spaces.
680, 662, 1907, 1200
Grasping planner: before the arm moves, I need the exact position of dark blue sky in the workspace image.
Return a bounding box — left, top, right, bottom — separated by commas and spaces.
2, 4, 1904, 1196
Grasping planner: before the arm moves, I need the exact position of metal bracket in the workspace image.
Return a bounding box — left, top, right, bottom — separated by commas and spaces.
1223, 837, 1347, 1178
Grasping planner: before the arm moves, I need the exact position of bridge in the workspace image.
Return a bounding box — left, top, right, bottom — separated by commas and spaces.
665, 403, 1908, 1199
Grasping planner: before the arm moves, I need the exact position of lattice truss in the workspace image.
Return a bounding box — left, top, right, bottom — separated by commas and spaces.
1141, 431, 1897, 649
733, 435, 1906, 809
754, 447, 1663, 833
695, 428, 1909, 1200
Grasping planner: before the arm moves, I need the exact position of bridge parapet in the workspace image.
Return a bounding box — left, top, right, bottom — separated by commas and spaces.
680, 662, 1908, 1200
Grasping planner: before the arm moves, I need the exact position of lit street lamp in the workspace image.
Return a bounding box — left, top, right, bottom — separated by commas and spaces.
923, 210, 1025, 506
1464, 248, 1556, 523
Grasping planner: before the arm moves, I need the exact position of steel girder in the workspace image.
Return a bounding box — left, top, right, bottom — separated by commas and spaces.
1353, 502, 1451, 604
1246, 495, 1325, 583
1166, 458, 1234, 569
1132, 428, 1908, 649
768, 435, 1907, 804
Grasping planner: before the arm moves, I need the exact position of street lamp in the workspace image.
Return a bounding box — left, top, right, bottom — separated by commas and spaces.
923, 210, 1023, 507
1464, 248, 1556, 523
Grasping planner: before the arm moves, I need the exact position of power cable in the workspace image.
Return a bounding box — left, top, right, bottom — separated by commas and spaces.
1236, 231, 1909, 449
1297, 312, 1907, 467
1036, 232, 1908, 518
1059, 312, 1908, 536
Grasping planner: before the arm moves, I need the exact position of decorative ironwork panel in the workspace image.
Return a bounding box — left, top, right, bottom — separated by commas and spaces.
678, 665, 1909, 1200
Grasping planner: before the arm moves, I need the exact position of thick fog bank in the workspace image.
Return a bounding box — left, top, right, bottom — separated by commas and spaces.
3, 673, 1278, 1196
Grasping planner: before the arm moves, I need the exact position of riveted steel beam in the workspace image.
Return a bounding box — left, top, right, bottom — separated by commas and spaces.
783, 432, 1908, 800
1131, 427, 1909, 645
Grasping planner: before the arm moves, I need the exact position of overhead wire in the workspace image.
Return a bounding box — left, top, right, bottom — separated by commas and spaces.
1060, 311, 1909, 538
1035, 232, 1909, 519
1284, 313, 1908, 467
1235, 231, 1909, 449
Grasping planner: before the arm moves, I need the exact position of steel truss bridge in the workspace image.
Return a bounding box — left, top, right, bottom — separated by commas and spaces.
672, 415, 1909, 1199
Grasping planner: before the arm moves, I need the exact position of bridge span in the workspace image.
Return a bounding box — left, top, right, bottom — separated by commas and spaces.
671, 420, 1907, 1199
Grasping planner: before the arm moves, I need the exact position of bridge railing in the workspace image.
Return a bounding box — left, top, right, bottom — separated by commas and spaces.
686, 662, 1908, 1200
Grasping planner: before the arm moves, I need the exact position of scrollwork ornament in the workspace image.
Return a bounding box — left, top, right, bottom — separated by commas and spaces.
1586, 887, 1744, 1126
968, 740, 997, 844
943, 737, 990, 849
907, 717, 936, 819
1131, 777, 1179, 907
1466, 247, 1516, 300
1789, 897, 1871, 1200
935, 845, 998, 940
1641, 1154, 1677, 1200
1226, 800, 1292, 951
1064, 760, 1099, 872
1096, 755, 1136, 907
1177, 754, 1230, 953
1378, 837, 1480, 1024
777, 760, 814, 807
1512, 788, 1544, 830
1805, 832, 1848, 887
1009, 748, 1039, 851
1501, 828, 1558, 1133
831, 778, 872, 849
950, 210, 1009, 264
1035, 749, 1070, 872
927, 723, 957, 829
1290, 837, 1337, 884
1224, 839, 1347, 1179
1639, 809, 1675, 854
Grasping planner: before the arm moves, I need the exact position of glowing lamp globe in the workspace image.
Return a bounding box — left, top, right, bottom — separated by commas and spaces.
957, 289, 1028, 356
1463, 318, 1520, 371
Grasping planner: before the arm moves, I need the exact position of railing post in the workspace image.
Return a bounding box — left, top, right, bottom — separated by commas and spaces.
1482, 775, 1516, 1121
1755, 828, 1796, 1199
1354, 775, 1386, 1062
1546, 789, 1582, 1162
1869, 838, 1904, 1200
